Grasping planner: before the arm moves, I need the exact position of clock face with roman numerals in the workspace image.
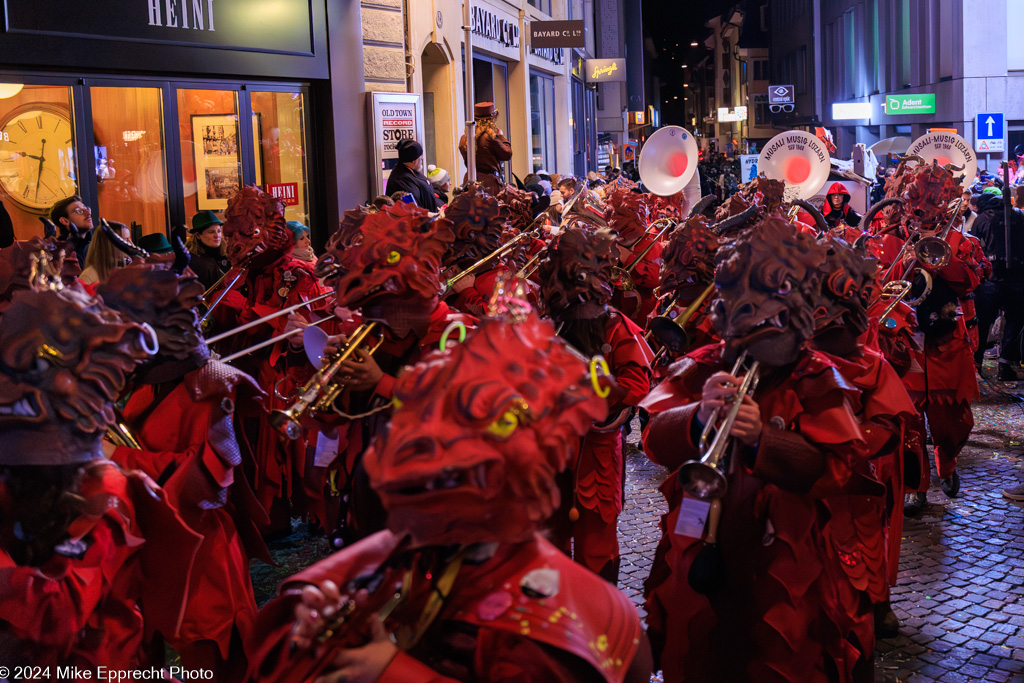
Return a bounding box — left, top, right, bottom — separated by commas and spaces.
0, 104, 78, 212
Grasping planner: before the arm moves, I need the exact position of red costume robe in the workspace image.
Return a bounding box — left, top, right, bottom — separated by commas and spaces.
0, 462, 200, 676
566, 313, 652, 581
115, 361, 270, 676
892, 230, 983, 479
640, 344, 877, 683
245, 530, 647, 683
614, 230, 663, 325
230, 255, 330, 524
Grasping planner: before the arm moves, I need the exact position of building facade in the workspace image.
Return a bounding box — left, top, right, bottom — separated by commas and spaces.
687, 2, 775, 157
772, 0, 1024, 168
0, 0, 372, 244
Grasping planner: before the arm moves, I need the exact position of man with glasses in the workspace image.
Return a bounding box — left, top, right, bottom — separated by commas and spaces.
50, 195, 94, 265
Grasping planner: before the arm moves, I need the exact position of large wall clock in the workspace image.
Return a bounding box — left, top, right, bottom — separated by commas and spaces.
0, 103, 78, 213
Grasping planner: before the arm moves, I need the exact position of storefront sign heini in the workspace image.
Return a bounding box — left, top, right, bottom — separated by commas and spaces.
367, 93, 424, 198
886, 94, 936, 115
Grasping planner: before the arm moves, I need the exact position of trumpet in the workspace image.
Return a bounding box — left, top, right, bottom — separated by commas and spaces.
612, 218, 676, 292
646, 282, 716, 355
269, 322, 381, 440
678, 351, 760, 500
199, 246, 265, 326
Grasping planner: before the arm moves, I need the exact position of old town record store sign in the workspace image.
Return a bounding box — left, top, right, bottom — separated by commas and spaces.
4, 0, 313, 55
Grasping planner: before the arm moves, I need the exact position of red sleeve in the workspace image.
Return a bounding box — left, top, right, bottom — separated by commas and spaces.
379, 652, 461, 683
374, 373, 398, 400
607, 315, 652, 408
0, 518, 133, 658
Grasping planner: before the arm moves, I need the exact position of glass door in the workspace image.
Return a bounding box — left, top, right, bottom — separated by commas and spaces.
176, 87, 241, 224
89, 85, 168, 237
250, 90, 309, 225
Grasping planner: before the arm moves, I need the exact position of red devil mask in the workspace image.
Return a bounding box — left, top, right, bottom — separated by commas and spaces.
318, 202, 453, 311
0, 289, 157, 464
537, 224, 617, 320
711, 217, 827, 366
443, 185, 504, 270
222, 185, 294, 269
604, 187, 650, 245
659, 216, 720, 295
365, 312, 607, 547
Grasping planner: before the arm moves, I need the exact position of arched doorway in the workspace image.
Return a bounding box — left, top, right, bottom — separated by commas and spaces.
421, 43, 455, 183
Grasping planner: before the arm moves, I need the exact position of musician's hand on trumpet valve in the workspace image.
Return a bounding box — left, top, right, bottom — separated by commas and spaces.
322, 333, 384, 392
698, 372, 762, 447
291, 581, 399, 683
449, 272, 475, 294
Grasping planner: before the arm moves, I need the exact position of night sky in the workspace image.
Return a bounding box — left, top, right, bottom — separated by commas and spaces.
642, 0, 739, 127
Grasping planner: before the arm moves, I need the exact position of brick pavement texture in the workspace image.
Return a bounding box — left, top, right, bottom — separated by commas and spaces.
619, 371, 1024, 683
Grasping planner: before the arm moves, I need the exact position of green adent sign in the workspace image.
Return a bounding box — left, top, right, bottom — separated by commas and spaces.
886, 94, 936, 115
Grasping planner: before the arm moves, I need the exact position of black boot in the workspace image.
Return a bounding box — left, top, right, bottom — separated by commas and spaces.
998, 362, 1019, 381
941, 470, 960, 498
904, 491, 927, 517
874, 600, 901, 639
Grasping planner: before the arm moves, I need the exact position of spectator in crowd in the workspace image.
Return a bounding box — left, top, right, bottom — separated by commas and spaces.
50, 195, 94, 265
972, 190, 1024, 384
186, 210, 230, 291
426, 164, 451, 207
80, 220, 133, 286
823, 182, 862, 228
287, 221, 316, 264
137, 232, 173, 255
385, 138, 438, 211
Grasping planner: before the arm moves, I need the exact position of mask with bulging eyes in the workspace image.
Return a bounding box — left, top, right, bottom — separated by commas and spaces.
710, 217, 828, 367
537, 223, 617, 318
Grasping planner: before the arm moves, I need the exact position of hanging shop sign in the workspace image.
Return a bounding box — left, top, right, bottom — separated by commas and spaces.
586, 59, 627, 83
367, 92, 425, 198
529, 20, 585, 49
885, 94, 936, 115
717, 107, 747, 122
4, 0, 313, 54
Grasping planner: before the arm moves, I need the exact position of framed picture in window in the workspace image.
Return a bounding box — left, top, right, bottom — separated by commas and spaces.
191, 113, 241, 210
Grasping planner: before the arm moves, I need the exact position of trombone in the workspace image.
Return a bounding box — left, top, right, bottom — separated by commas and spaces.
646, 282, 716, 356
205, 291, 335, 347
876, 197, 962, 311
199, 246, 265, 326
269, 321, 382, 440
612, 218, 676, 292
677, 351, 760, 500
441, 230, 538, 296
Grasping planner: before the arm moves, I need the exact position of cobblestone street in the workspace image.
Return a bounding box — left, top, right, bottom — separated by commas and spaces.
616, 367, 1024, 683
253, 368, 1024, 682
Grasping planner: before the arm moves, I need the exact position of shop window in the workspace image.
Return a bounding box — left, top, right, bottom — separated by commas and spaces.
527, 0, 551, 15
91, 86, 168, 236
0, 83, 78, 240
529, 74, 556, 173
176, 88, 241, 223
251, 91, 309, 225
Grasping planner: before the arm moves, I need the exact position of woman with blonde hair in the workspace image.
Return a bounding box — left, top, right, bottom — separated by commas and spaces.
187, 210, 231, 290
79, 220, 135, 286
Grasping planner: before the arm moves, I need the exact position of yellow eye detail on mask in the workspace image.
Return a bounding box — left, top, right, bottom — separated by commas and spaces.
386, 251, 402, 265
486, 399, 530, 438
392, 397, 403, 409
487, 410, 520, 438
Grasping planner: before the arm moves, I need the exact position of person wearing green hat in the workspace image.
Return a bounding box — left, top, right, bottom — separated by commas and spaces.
137, 232, 174, 254
187, 210, 230, 289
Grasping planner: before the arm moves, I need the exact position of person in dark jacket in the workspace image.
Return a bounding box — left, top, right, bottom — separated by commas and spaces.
384, 139, 438, 211
823, 182, 862, 228
186, 210, 231, 290
972, 191, 1024, 382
